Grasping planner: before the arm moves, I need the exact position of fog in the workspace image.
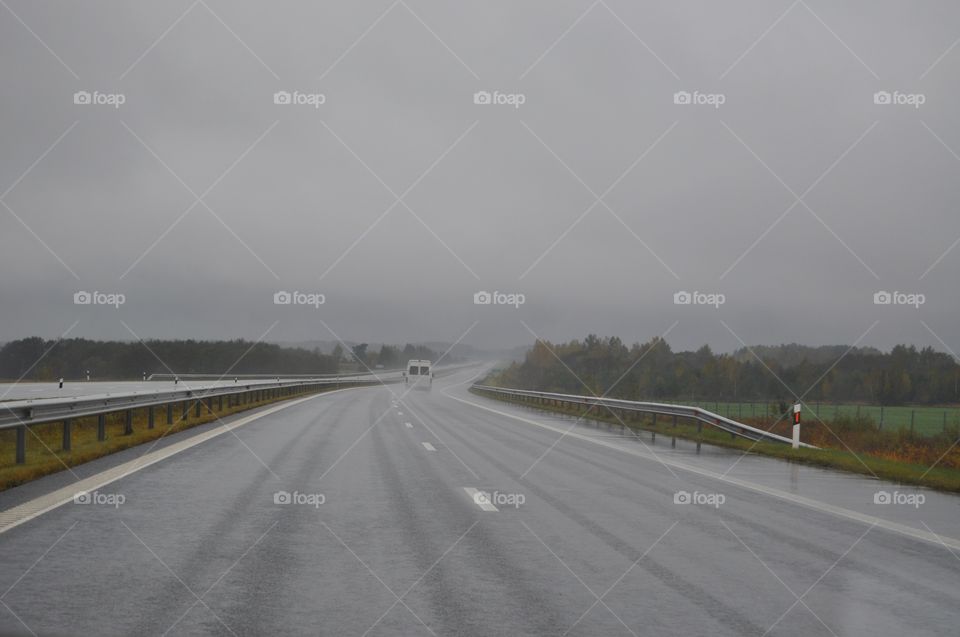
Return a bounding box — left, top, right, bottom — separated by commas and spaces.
2, 1, 958, 355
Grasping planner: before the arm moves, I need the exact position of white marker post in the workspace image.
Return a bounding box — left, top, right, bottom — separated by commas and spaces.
792, 403, 802, 449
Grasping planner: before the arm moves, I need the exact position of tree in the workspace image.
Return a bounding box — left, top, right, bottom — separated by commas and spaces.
378, 345, 399, 368
351, 343, 369, 365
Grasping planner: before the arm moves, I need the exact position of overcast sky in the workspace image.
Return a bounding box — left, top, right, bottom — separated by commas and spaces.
1, 1, 959, 355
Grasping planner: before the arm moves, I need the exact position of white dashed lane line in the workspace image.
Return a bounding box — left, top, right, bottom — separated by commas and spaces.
463, 487, 498, 512
405, 422, 413, 428
421, 442, 436, 451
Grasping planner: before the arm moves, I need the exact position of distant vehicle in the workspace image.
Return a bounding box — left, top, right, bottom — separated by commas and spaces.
404, 359, 433, 390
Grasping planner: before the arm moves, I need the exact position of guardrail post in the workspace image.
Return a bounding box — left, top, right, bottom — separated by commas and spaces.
62, 419, 71, 451
15, 425, 26, 464
124, 410, 133, 435
98, 414, 106, 441
218, 395, 223, 411
697, 421, 702, 434
167, 404, 173, 425
182, 401, 189, 422
652, 413, 657, 427
672, 414, 677, 428
148, 406, 155, 430
194, 400, 202, 417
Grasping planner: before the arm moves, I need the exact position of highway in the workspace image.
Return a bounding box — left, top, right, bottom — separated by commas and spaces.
0, 369, 957, 636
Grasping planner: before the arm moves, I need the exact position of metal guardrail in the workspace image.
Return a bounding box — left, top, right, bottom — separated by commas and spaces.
471, 385, 818, 448
0, 373, 405, 465
145, 370, 405, 381
0, 375, 402, 430
1, 364, 478, 466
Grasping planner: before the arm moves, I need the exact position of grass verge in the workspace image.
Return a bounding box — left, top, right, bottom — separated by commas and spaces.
472, 388, 960, 493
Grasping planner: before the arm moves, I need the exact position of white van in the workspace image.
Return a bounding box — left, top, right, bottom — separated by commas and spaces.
404, 359, 433, 390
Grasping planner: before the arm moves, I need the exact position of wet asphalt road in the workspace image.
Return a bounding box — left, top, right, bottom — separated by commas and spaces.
0, 370, 958, 636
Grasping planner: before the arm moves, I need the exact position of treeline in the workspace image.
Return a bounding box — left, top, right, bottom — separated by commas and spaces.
344, 343, 440, 369
0, 337, 340, 380
491, 335, 960, 406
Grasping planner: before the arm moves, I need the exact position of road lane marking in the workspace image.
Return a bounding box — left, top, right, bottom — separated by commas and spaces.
0, 387, 365, 536
405, 422, 413, 428
421, 442, 436, 451
444, 391, 960, 551
463, 487, 498, 512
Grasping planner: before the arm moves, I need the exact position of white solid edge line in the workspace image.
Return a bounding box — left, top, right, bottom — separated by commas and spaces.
463, 487, 498, 512
444, 392, 960, 551
422, 442, 436, 451
0, 387, 363, 536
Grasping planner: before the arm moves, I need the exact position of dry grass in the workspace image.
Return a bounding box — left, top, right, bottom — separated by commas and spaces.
474, 389, 960, 493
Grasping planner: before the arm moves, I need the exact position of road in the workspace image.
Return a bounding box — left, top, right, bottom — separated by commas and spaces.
0, 369, 957, 636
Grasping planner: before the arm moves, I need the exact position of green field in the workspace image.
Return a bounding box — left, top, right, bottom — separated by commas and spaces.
655, 399, 960, 436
